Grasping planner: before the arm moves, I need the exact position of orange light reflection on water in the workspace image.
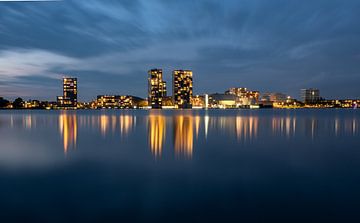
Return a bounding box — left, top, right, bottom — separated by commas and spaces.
174, 115, 193, 159
148, 114, 166, 159
59, 113, 77, 155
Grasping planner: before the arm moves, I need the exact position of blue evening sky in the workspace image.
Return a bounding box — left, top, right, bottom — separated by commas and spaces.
0, 0, 359, 101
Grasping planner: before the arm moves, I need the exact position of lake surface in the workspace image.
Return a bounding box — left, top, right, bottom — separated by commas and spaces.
0, 109, 359, 222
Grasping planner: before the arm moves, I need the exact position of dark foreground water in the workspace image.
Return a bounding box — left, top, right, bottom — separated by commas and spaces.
0, 109, 359, 222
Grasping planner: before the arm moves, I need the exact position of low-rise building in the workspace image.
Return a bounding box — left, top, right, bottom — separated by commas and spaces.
95, 95, 144, 109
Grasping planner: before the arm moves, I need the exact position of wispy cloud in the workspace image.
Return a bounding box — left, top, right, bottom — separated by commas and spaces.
0, 0, 360, 100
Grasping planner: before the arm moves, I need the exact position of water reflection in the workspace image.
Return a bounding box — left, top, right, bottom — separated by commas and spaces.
47, 111, 360, 157
353, 119, 357, 135
272, 117, 297, 137
236, 116, 259, 141
173, 115, 194, 159
119, 115, 135, 137
59, 113, 78, 155
97, 114, 136, 137
195, 116, 200, 139
204, 114, 209, 139
148, 114, 166, 158
100, 115, 109, 136
1, 111, 360, 222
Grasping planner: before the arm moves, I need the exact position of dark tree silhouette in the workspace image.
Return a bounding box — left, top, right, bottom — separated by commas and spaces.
12, 97, 24, 109
0, 97, 10, 108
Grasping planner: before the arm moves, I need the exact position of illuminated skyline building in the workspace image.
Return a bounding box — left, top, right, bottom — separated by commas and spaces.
148, 69, 167, 109
95, 95, 136, 109
173, 70, 193, 109
301, 88, 321, 104
57, 77, 78, 109
226, 87, 260, 106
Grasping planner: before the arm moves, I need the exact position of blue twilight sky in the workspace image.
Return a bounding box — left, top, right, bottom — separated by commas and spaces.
0, 0, 360, 101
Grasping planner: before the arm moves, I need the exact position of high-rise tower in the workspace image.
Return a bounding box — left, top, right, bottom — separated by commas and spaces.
57, 77, 78, 109
148, 69, 167, 109
173, 70, 193, 109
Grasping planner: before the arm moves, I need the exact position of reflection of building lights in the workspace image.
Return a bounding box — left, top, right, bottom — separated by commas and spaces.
271, 117, 296, 137
111, 115, 117, 133
353, 119, 357, 135
311, 119, 315, 139
148, 114, 166, 158
236, 116, 259, 141
10, 115, 14, 128
24, 115, 32, 129
59, 113, 77, 155
204, 115, 209, 139
293, 118, 296, 136
195, 116, 200, 138
120, 115, 134, 136
286, 117, 291, 137
335, 119, 339, 136
174, 116, 193, 159
100, 115, 109, 136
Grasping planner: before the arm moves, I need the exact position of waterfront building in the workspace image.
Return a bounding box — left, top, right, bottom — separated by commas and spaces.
162, 96, 175, 109
320, 99, 360, 108
148, 69, 167, 109
173, 70, 193, 109
226, 87, 260, 107
301, 88, 321, 104
261, 92, 288, 103
57, 77, 78, 109
191, 95, 205, 108
24, 100, 41, 109
96, 95, 143, 109
96, 95, 119, 108
209, 93, 237, 108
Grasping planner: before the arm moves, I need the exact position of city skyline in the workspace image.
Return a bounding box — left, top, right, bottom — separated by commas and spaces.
0, 0, 360, 101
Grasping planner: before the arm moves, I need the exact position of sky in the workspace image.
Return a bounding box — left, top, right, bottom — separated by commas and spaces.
0, 0, 360, 101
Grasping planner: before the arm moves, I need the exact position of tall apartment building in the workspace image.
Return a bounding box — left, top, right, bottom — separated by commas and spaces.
57, 77, 77, 109
148, 69, 167, 109
301, 88, 320, 104
173, 70, 193, 109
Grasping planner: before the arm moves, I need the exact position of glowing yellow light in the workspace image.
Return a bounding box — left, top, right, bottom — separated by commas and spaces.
148, 113, 166, 159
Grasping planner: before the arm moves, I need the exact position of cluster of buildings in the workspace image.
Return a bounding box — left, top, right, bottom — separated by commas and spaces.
0, 70, 359, 110
148, 69, 193, 109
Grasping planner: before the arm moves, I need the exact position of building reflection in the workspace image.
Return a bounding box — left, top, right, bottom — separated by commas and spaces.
100, 114, 109, 136
173, 115, 194, 159
236, 116, 259, 141
272, 116, 297, 137
119, 115, 134, 137
23, 115, 33, 129
352, 118, 357, 135
59, 113, 78, 155
195, 115, 200, 139
204, 114, 209, 139
148, 114, 166, 158
98, 114, 135, 137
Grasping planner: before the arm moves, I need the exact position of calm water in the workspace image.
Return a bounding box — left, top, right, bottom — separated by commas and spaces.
0, 109, 359, 222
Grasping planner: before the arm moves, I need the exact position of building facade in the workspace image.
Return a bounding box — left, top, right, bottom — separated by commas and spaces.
148, 69, 167, 109
301, 88, 320, 104
261, 92, 288, 103
95, 95, 142, 109
173, 70, 193, 109
57, 77, 77, 109
226, 87, 260, 107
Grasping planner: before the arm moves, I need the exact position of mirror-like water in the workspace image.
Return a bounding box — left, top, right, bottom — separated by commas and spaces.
0, 110, 359, 222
